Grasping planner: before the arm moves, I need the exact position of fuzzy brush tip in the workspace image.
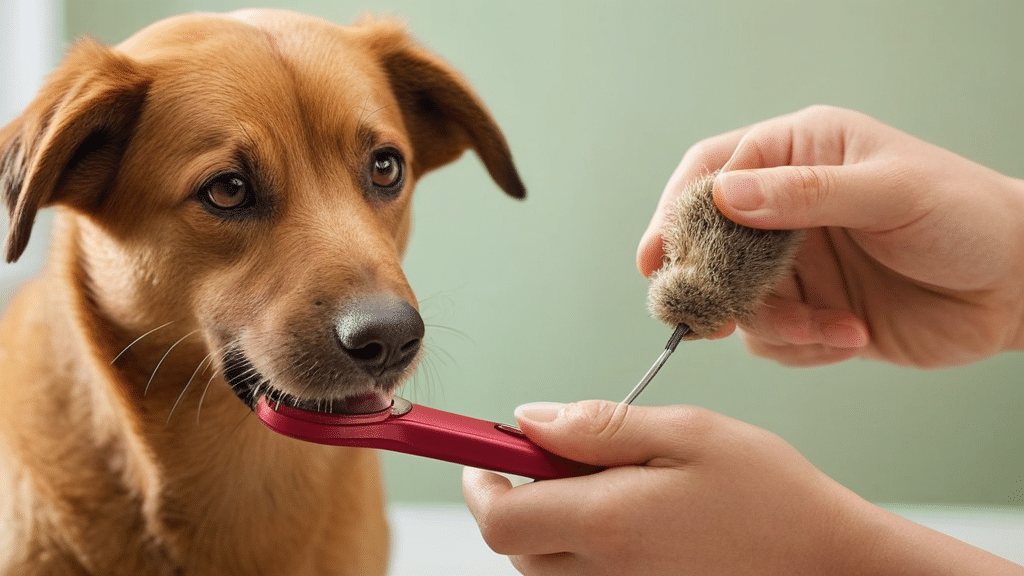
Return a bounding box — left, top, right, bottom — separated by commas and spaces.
646, 170, 805, 339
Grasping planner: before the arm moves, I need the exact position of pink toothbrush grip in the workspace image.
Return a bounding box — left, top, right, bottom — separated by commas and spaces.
256, 397, 601, 481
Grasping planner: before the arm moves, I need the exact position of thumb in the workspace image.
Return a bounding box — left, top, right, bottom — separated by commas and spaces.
514, 400, 706, 467
713, 162, 919, 233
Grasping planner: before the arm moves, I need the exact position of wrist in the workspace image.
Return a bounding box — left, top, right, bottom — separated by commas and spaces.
1007, 176, 1024, 353
828, 496, 1024, 576
815, 487, 891, 575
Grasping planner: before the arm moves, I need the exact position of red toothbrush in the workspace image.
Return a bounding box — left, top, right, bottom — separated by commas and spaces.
255, 395, 601, 481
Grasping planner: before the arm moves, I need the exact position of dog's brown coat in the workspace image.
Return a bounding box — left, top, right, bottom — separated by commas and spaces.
0, 9, 522, 575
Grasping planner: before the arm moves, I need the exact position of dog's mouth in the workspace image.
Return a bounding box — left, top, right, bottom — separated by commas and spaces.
222, 349, 392, 415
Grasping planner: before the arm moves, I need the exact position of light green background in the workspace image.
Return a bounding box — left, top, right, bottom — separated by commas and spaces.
63, 0, 1023, 505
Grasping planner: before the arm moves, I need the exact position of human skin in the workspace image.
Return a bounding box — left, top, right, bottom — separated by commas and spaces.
464, 400, 1024, 575
463, 106, 1024, 574
638, 105, 1024, 367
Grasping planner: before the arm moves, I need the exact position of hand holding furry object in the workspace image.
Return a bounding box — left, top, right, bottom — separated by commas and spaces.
639, 105, 1024, 367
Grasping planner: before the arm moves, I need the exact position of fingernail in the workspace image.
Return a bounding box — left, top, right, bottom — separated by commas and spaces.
822, 322, 868, 348
716, 171, 763, 212
515, 402, 565, 424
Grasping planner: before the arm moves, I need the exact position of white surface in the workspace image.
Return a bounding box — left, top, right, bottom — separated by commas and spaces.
389, 505, 520, 576
388, 503, 1024, 575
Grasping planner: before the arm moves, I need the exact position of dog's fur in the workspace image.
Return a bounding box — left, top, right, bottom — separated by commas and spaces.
648, 170, 803, 338
0, 9, 523, 575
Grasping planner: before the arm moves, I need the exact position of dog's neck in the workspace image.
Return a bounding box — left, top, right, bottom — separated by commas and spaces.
5, 214, 389, 575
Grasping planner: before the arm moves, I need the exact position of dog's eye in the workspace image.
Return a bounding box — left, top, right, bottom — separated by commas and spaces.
369, 149, 404, 194
201, 174, 250, 210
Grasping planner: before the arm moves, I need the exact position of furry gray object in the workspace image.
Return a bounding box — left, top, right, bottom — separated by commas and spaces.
647, 170, 805, 339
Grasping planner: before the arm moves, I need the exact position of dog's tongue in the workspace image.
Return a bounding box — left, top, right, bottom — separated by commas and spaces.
332, 392, 392, 415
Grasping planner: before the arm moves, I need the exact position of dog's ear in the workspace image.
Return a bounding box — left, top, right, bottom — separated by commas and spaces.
0, 39, 150, 263
357, 19, 526, 199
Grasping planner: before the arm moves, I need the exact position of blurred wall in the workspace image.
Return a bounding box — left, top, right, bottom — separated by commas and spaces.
38, 0, 1024, 505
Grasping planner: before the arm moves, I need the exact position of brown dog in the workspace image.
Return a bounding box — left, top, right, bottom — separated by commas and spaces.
0, 9, 523, 575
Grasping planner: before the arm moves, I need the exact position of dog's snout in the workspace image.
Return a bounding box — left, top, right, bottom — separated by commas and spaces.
335, 296, 424, 377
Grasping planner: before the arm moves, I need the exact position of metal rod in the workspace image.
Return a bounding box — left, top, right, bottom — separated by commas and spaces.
622, 323, 690, 405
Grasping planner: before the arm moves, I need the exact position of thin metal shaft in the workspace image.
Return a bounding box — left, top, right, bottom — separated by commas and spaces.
622, 323, 690, 405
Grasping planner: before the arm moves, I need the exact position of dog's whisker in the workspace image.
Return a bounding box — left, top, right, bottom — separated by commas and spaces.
412, 344, 449, 407
195, 342, 231, 424
227, 365, 261, 384
288, 353, 314, 382
423, 323, 472, 342
289, 361, 320, 405
195, 368, 221, 424
421, 359, 439, 405
111, 320, 176, 365
300, 360, 321, 385
425, 340, 457, 368
167, 353, 215, 424
144, 330, 200, 396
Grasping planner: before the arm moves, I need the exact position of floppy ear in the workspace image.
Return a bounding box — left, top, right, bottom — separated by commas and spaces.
356, 19, 526, 199
0, 39, 150, 263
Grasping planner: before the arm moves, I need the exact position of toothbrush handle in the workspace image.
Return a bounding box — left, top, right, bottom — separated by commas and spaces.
256, 397, 602, 481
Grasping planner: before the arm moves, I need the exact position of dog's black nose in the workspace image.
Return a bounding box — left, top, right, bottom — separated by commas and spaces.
335, 295, 424, 377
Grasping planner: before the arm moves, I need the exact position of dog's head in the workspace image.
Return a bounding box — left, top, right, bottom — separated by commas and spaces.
0, 10, 523, 411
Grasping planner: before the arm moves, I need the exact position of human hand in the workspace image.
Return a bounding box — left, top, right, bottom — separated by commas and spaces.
638, 105, 1024, 367
463, 400, 1024, 576
464, 400, 858, 576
